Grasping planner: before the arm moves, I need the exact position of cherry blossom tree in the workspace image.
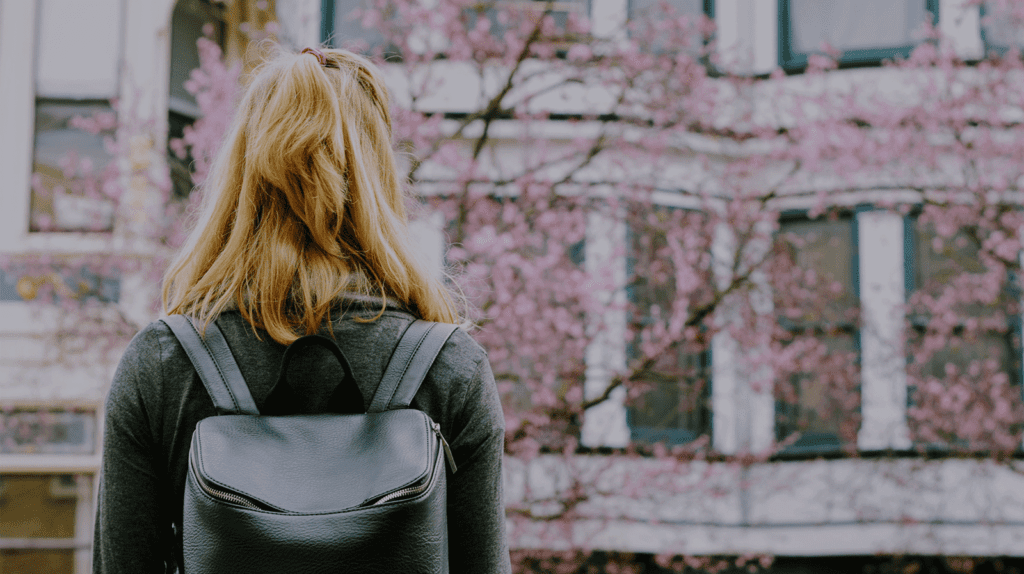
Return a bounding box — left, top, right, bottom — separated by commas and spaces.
356, 0, 1024, 569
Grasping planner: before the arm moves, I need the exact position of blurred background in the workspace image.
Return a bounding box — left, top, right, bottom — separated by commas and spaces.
5, 0, 1024, 572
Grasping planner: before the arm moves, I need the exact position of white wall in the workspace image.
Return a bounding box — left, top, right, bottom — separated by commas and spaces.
507, 454, 1024, 556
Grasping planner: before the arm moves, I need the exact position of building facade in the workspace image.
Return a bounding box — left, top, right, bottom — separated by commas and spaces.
1, 0, 1024, 572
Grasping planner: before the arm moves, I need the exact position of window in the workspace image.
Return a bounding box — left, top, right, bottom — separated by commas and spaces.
28, 0, 124, 233
907, 218, 1020, 381
325, 0, 590, 57
325, 0, 402, 56
778, 0, 939, 72
905, 216, 1023, 450
774, 214, 860, 453
625, 208, 712, 446
440, 194, 590, 450
0, 409, 97, 455
168, 0, 227, 199
461, 0, 591, 54
628, 0, 711, 20
0, 409, 98, 573
0, 474, 92, 574
980, 1, 1024, 55
29, 100, 117, 232
169, 0, 226, 121
628, 0, 712, 54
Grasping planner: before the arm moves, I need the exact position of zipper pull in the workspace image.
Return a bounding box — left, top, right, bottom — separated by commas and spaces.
431, 422, 458, 474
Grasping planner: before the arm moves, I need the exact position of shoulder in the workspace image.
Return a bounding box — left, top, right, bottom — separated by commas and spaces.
122, 318, 190, 366
435, 325, 488, 378
341, 302, 489, 380
105, 319, 182, 430
108, 318, 195, 402
373, 313, 491, 393
114, 320, 172, 380
428, 325, 500, 424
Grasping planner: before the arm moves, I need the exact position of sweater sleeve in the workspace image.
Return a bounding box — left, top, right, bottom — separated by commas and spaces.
93, 326, 174, 574
446, 355, 512, 574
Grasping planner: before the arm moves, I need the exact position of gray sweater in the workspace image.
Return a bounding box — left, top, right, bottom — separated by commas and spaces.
93, 298, 511, 573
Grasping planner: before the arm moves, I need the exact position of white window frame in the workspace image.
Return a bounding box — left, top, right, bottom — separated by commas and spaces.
856, 209, 911, 450
942, 0, 983, 60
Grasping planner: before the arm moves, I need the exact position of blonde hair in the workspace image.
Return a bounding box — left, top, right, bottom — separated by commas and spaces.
163, 46, 461, 344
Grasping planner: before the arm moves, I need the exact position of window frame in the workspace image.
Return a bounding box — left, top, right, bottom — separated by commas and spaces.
626, 0, 713, 23
28, 97, 120, 234
902, 212, 1024, 452
979, 1, 1023, 58
624, 0, 713, 58
322, 0, 634, 54
168, 0, 227, 120
622, 209, 714, 447
772, 210, 862, 457
777, 0, 940, 73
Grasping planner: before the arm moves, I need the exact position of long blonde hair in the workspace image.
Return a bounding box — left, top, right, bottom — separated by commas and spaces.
163, 46, 461, 344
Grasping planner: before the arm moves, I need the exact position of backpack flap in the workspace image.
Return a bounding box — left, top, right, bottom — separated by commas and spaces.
190, 409, 438, 513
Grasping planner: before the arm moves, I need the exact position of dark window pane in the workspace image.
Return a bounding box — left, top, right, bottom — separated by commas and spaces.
628, 356, 710, 445
629, 0, 703, 19
912, 220, 1019, 319
910, 219, 1021, 396
168, 0, 227, 200
775, 332, 858, 451
779, 216, 857, 324
920, 332, 1015, 381
914, 224, 987, 286
457, 0, 590, 52
789, 0, 926, 53
30, 100, 117, 232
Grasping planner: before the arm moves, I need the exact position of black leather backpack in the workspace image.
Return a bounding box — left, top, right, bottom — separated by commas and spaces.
161, 315, 459, 574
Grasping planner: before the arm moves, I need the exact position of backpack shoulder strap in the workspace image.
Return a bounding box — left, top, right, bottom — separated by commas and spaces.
367, 320, 459, 413
161, 315, 260, 415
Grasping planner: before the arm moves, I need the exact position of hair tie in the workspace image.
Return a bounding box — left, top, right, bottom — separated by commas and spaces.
301, 47, 327, 66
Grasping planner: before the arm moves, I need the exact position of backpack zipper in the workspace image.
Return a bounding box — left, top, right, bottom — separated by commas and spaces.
196, 475, 264, 510
431, 422, 458, 473
371, 422, 454, 506
371, 477, 430, 505
191, 420, 456, 510
190, 451, 265, 511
